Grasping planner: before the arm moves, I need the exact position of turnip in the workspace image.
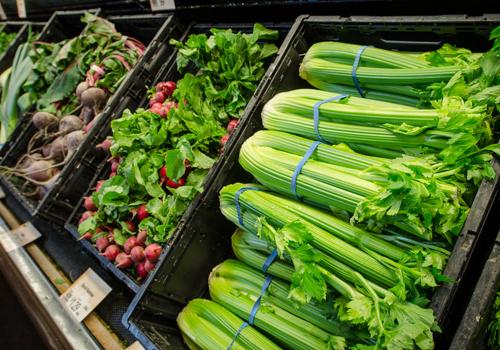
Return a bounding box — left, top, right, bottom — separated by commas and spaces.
96, 139, 112, 152
76, 81, 89, 100
84, 196, 97, 211
32, 112, 58, 131
137, 229, 147, 246
135, 262, 148, 279
144, 243, 162, 263
96, 237, 110, 252
115, 253, 133, 269
144, 259, 156, 273
102, 244, 120, 261
81, 87, 107, 109
59, 115, 83, 135
137, 205, 149, 221
123, 236, 138, 254
130, 246, 145, 263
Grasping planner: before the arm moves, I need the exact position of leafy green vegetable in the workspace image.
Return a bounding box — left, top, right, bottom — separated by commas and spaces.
488, 292, 500, 349
0, 30, 17, 55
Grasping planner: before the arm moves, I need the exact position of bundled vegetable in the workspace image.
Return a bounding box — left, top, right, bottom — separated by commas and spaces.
0, 13, 145, 198
178, 298, 282, 350
239, 130, 471, 241
0, 30, 17, 55
77, 24, 279, 281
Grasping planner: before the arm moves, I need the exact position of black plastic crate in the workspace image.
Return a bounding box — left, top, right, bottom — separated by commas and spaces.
121, 14, 500, 350
449, 228, 500, 349
0, 12, 175, 224
64, 20, 292, 294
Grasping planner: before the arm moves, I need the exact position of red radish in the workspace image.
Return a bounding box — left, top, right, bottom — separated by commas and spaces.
149, 102, 163, 115
126, 221, 136, 232
184, 159, 191, 174
137, 205, 149, 221
145, 243, 162, 263
80, 210, 95, 224
109, 171, 117, 178
152, 91, 166, 105
137, 229, 147, 246
96, 237, 110, 252
135, 262, 148, 279
110, 157, 121, 173
95, 180, 105, 192
159, 106, 169, 118
227, 119, 239, 134
79, 232, 93, 241
130, 246, 145, 263
102, 245, 120, 261
84, 196, 97, 211
83, 120, 94, 134
144, 260, 156, 273
166, 178, 185, 188
96, 139, 112, 152
115, 253, 133, 269
220, 134, 229, 147
159, 166, 168, 182
123, 236, 138, 254
164, 81, 176, 95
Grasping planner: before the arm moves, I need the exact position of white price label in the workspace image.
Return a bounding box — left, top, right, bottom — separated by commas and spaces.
126, 341, 146, 350
0, 222, 41, 252
60, 269, 112, 322
150, 0, 176, 11
16, 0, 26, 18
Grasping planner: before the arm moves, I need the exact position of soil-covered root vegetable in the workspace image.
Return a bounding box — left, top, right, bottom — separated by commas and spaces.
32, 112, 59, 131
35, 171, 60, 199
84, 196, 97, 211
48, 136, 68, 162
81, 87, 107, 110
95, 237, 110, 252
76, 81, 89, 100
66, 130, 84, 155
144, 243, 162, 263
123, 236, 138, 254
115, 253, 133, 269
130, 246, 145, 263
102, 244, 120, 261
137, 229, 147, 246
59, 115, 83, 135
135, 262, 148, 279
80, 106, 94, 125
23, 160, 58, 182
144, 259, 155, 273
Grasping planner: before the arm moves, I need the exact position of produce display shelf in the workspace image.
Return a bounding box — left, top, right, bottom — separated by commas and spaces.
121, 14, 500, 350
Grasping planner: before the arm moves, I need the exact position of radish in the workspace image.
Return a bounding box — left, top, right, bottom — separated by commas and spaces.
159, 166, 168, 182
96, 139, 112, 152
156, 81, 176, 95
184, 159, 191, 174
81, 87, 107, 109
123, 236, 138, 254
115, 253, 133, 269
84, 196, 97, 211
144, 243, 162, 263
150, 91, 166, 105
59, 115, 83, 135
137, 229, 147, 246
95, 180, 105, 192
80, 232, 93, 240
144, 259, 156, 273
95, 237, 110, 252
166, 178, 185, 188
83, 119, 94, 134
79, 210, 95, 224
32, 112, 58, 131
102, 245, 120, 261
109, 171, 117, 178
227, 119, 239, 134
149, 102, 163, 115
137, 204, 149, 221
110, 157, 121, 173
126, 221, 136, 232
130, 246, 145, 263
220, 134, 229, 147
135, 262, 148, 279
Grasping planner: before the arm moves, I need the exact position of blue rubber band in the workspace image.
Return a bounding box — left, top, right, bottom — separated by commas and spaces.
262, 249, 278, 273
290, 141, 321, 199
248, 275, 273, 325
235, 187, 266, 227
313, 94, 348, 143
226, 321, 249, 350
352, 45, 369, 97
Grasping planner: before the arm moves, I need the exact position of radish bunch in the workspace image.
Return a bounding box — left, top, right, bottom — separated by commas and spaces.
148, 81, 178, 118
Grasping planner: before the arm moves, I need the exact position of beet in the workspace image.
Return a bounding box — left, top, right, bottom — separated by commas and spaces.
49, 136, 68, 162
84, 196, 97, 211
115, 253, 133, 269
137, 204, 149, 221
81, 87, 107, 109
59, 115, 83, 134
42, 144, 51, 158
123, 236, 138, 254
76, 81, 89, 100
144, 243, 162, 263
135, 262, 148, 279
137, 229, 147, 246
66, 130, 84, 154
96, 139, 112, 152
102, 244, 120, 261
24, 160, 56, 182
80, 106, 94, 125
95, 237, 110, 252
144, 259, 156, 273
130, 246, 145, 263
227, 119, 239, 134
32, 112, 58, 131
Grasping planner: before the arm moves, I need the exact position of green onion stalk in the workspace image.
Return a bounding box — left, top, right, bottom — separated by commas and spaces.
229, 229, 440, 350
239, 130, 470, 242
177, 298, 282, 350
